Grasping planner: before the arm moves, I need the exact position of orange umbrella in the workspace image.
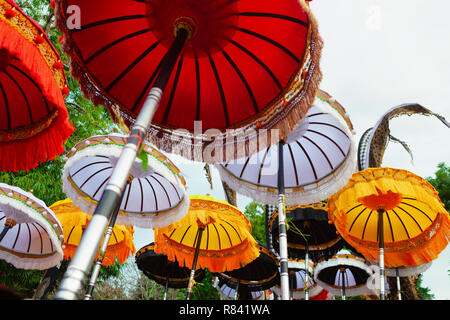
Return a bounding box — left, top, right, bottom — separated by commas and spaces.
154, 194, 260, 299
50, 199, 135, 266
328, 167, 450, 299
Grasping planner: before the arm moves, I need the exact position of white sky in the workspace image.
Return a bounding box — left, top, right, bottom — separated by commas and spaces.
133, 0, 450, 299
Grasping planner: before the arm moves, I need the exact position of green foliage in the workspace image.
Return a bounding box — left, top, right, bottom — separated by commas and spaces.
415, 274, 435, 300
243, 201, 267, 245
191, 269, 221, 300
426, 162, 450, 211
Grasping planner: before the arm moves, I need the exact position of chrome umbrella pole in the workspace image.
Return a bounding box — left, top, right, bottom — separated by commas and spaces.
55, 28, 189, 300
377, 209, 386, 300
277, 140, 290, 300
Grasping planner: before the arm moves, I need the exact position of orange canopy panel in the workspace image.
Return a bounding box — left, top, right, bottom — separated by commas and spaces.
50, 199, 135, 265
328, 167, 450, 267
154, 195, 260, 273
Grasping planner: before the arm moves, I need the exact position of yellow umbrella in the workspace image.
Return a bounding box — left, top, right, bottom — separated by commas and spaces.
50, 199, 135, 266
154, 194, 260, 299
328, 167, 450, 299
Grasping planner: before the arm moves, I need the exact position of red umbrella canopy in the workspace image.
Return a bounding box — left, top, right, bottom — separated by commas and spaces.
0, 0, 74, 172
54, 0, 322, 162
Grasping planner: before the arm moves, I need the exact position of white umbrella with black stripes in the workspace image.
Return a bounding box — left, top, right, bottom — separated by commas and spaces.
0, 183, 64, 270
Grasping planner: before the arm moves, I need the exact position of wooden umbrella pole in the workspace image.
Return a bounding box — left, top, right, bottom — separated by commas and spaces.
55, 27, 190, 300
186, 228, 204, 300
0, 218, 16, 242
84, 198, 121, 300
277, 140, 290, 300
377, 209, 385, 300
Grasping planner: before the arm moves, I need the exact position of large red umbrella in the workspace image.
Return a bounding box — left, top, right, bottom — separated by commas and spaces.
53, 0, 322, 299
55, 0, 322, 162
0, 0, 74, 172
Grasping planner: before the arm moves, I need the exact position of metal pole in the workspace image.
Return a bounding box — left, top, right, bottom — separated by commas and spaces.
277, 140, 290, 300
186, 228, 204, 300
396, 268, 402, 300
341, 269, 346, 300
304, 243, 309, 300
265, 205, 275, 252
163, 276, 169, 300
55, 28, 189, 300
84, 202, 121, 300
377, 209, 385, 300
234, 277, 240, 300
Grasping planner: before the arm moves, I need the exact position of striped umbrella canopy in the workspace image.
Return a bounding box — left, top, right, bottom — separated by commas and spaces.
62, 133, 189, 228
0, 0, 74, 172
314, 250, 375, 298
328, 167, 450, 268
215, 89, 357, 206
216, 243, 280, 299
0, 183, 64, 270
271, 258, 323, 300
50, 199, 135, 265
54, 0, 323, 163
154, 194, 259, 299
216, 279, 275, 300
135, 242, 205, 289
269, 202, 345, 261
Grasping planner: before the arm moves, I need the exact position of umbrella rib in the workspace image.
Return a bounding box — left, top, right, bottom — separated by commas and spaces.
150, 175, 172, 207
307, 112, 326, 118
211, 223, 222, 250
306, 129, 346, 157
66, 225, 76, 244
391, 209, 410, 239
229, 39, 282, 90
237, 12, 308, 27
144, 177, 158, 211
85, 28, 153, 64
345, 203, 363, 215
132, 53, 165, 112
239, 157, 251, 179
12, 224, 21, 249
195, 56, 201, 121
308, 122, 348, 137
297, 137, 333, 170
399, 201, 434, 223
219, 223, 233, 247
206, 224, 210, 250
208, 54, 230, 127
294, 140, 318, 181
92, 174, 111, 198
154, 172, 181, 201
222, 219, 243, 243
31, 223, 43, 254
385, 210, 395, 242
361, 210, 374, 241
179, 226, 192, 245
106, 40, 161, 91
287, 144, 300, 185
79, 166, 113, 189
162, 56, 184, 123
221, 49, 259, 113
234, 27, 300, 63
395, 205, 424, 232
25, 223, 32, 253
8, 64, 51, 113
137, 178, 144, 212
4, 70, 33, 124
0, 82, 11, 130
348, 207, 367, 233
72, 15, 148, 33
257, 146, 271, 184
71, 160, 110, 177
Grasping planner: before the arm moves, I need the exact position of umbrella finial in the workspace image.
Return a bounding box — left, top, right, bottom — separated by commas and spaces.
174, 16, 197, 39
